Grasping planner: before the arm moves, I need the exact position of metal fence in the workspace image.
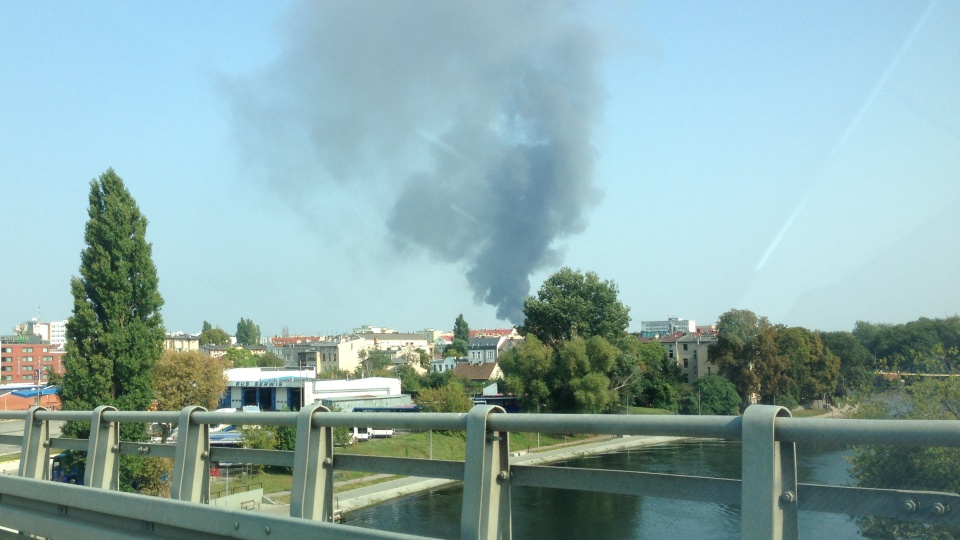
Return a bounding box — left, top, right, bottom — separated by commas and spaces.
1, 403, 959, 540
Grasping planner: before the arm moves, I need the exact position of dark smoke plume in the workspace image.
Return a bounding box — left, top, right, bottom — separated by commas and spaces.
228, 1, 603, 323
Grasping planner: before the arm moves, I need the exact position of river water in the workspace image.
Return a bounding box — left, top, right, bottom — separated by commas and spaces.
341, 439, 862, 539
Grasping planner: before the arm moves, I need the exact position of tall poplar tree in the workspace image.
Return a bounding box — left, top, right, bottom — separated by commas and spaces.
61, 169, 166, 436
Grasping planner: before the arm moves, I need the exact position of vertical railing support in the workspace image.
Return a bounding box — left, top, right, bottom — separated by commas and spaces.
85, 405, 120, 490
19, 406, 49, 480
290, 402, 334, 521
171, 406, 210, 503
461, 405, 511, 540
742, 404, 798, 540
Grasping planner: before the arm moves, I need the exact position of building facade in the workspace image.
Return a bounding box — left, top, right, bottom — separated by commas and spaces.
657, 332, 719, 383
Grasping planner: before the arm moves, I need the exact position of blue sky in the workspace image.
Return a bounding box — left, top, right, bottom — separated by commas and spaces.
2, 1, 958, 338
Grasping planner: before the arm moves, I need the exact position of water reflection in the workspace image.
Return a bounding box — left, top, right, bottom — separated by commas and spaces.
342, 440, 860, 539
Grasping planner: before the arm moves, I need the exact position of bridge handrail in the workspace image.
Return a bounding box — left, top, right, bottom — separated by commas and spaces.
2, 404, 959, 539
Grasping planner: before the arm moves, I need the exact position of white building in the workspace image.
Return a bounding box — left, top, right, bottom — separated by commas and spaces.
639, 317, 696, 338
222, 368, 409, 412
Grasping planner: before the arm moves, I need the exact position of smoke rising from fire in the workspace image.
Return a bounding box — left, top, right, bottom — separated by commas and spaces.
228, 1, 603, 323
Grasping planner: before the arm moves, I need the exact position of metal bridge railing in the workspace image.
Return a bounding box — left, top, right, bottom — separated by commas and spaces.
1, 404, 959, 540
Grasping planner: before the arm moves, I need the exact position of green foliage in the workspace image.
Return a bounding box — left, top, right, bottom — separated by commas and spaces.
222, 347, 257, 368
854, 316, 960, 374
154, 351, 227, 411
394, 365, 423, 394
688, 375, 741, 415
636, 350, 686, 412
518, 267, 630, 347
199, 322, 231, 347
356, 348, 392, 377
851, 380, 960, 538
712, 309, 839, 405
453, 314, 470, 344
235, 318, 261, 346
819, 330, 875, 392
153, 351, 227, 442
328, 405, 355, 447
415, 381, 473, 413
257, 351, 285, 368
445, 338, 468, 358
60, 169, 165, 491
501, 334, 655, 414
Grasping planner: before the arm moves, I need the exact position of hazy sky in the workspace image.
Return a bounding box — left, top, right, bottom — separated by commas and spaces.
2, 1, 958, 337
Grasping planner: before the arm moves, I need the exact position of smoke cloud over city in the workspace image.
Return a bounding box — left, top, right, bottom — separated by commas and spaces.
228, 1, 604, 323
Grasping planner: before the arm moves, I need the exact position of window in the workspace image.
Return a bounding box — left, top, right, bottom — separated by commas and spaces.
21, 356, 33, 362
1, 347, 11, 353
1, 357, 10, 363
42, 347, 48, 353
23, 347, 33, 353
23, 375, 33, 380
683, 359, 689, 368
1, 376, 11, 381
42, 356, 53, 362
22, 365, 35, 371
683, 344, 688, 351
0, 366, 10, 372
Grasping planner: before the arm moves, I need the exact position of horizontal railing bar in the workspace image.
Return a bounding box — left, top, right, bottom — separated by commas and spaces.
312, 412, 468, 431
49, 437, 86, 452
210, 447, 293, 467
191, 411, 294, 427
104, 410, 181, 424
0, 474, 434, 540
511, 465, 741, 505
798, 483, 960, 524
0, 434, 19, 446
335, 455, 465, 480
776, 418, 960, 447
33, 410, 92, 422
118, 442, 177, 460
488, 413, 744, 439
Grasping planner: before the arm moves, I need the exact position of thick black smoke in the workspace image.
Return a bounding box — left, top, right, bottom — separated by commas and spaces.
229, 1, 603, 323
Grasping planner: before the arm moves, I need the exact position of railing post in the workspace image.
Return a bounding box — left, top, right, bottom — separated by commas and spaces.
290, 402, 334, 521
461, 404, 511, 540
171, 405, 210, 503
84, 405, 120, 490
18, 406, 49, 480
741, 404, 798, 540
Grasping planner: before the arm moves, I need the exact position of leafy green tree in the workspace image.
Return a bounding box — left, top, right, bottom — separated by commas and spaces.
819, 331, 875, 392
519, 267, 630, 347
712, 309, 775, 404
688, 375, 741, 415
199, 322, 231, 346
416, 381, 474, 413
329, 405, 355, 447
453, 314, 470, 344
394, 365, 424, 395
59, 169, 166, 491
236, 318, 261, 346
223, 347, 258, 368
356, 348, 392, 377
445, 338, 468, 358
257, 351, 285, 368
153, 351, 228, 441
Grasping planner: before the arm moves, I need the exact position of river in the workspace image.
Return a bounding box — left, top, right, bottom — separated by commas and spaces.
341, 439, 861, 539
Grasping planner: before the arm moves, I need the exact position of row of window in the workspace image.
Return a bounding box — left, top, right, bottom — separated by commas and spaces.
0, 356, 58, 362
